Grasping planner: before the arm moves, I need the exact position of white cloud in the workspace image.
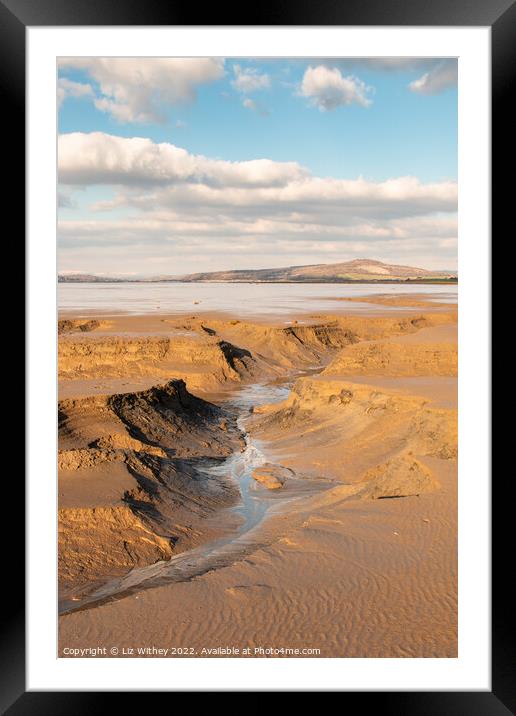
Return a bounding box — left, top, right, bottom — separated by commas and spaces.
299, 66, 372, 111
409, 60, 458, 95
232, 64, 270, 93
57, 58, 225, 123
58, 132, 456, 216
58, 131, 457, 273
111, 175, 456, 220
58, 132, 307, 188
316, 58, 458, 94
59, 213, 457, 245
58, 215, 457, 275
57, 77, 94, 108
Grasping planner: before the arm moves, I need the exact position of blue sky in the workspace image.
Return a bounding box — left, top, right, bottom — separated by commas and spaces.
57, 58, 457, 275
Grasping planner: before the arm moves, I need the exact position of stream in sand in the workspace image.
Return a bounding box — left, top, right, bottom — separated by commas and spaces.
60, 374, 328, 615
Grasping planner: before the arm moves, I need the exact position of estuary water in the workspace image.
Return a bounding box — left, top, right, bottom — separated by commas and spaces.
59, 281, 457, 318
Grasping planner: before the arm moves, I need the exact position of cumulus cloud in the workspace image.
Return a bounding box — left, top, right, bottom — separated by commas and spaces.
305, 59, 457, 95
57, 58, 225, 123
409, 59, 458, 95
232, 64, 270, 93
58, 131, 457, 273
57, 77, 94, 108
104, 175, 456, 221
58, 133, 456, 215
58, 132, 307, 188
299, 65, 372, 111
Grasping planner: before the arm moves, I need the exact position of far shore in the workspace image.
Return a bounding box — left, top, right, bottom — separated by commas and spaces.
58, 278, 458, 285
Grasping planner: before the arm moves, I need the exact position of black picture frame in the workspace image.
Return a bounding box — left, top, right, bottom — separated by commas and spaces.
5, 0, 508, 709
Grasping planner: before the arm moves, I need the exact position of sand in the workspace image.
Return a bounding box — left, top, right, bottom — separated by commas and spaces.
58, 296, 457, 657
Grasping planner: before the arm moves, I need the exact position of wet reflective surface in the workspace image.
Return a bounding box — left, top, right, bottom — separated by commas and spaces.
59, 281, 457, 317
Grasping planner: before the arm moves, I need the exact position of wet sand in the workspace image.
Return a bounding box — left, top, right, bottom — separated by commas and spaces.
58, 293, 457, 657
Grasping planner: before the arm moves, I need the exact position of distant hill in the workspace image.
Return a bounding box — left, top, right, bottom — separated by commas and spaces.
178, 259, 457, 283
58, 260, 457, 284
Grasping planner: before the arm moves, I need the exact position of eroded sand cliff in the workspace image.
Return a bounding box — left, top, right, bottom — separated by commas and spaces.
58, 296, 457, 657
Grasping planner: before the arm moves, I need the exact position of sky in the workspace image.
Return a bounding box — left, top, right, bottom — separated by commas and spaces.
57, 57, 457, 276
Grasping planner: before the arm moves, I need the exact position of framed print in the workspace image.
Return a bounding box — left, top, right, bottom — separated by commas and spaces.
4, 0, 511, 708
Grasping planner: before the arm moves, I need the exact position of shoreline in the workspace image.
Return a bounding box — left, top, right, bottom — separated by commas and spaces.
59, 278, 458, 285
58, 294, 457, 325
